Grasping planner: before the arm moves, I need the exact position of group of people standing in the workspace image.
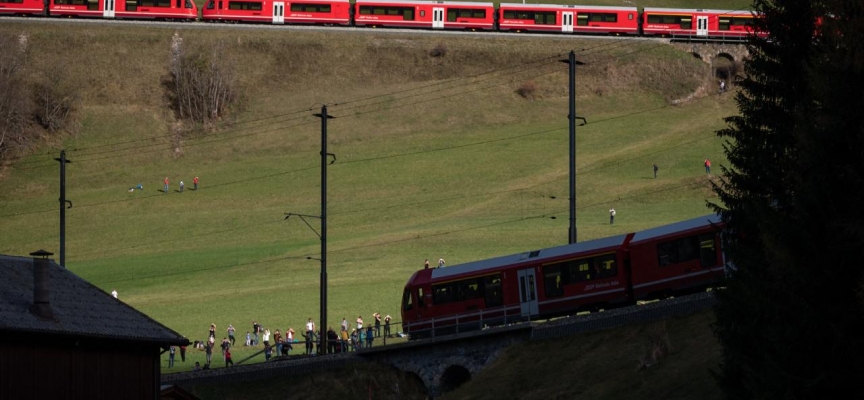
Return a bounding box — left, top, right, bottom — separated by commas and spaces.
162, 176, 199, 193
186, 313, 394, 369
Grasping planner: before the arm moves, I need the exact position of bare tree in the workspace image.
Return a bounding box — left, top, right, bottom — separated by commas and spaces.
32, 59, 80, 133
0, 32, 30, 161
167, 40, 238, 126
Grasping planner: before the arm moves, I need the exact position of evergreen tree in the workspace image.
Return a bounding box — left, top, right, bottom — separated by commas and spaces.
712, 0, 864, 398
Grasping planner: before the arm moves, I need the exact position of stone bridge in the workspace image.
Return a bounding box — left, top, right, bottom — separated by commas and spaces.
670, 42, 750, 80
162, 293, 717, 398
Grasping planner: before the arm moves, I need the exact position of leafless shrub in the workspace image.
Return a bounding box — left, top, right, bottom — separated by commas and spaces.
637, 321, 672, 370
516, 81, 538, 99
429, 43, 448, 58
0, 32, 32, 162
167, 40, 238, 126
32, 60, 80, 133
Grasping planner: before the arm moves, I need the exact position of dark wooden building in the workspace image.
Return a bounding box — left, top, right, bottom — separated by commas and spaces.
0, 252, 189, 400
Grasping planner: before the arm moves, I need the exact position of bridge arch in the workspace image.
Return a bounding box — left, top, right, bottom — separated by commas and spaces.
439, 364, 472, 394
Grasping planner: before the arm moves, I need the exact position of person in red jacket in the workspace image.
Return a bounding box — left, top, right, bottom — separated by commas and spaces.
163, 177, 169, 193
704, 159, 711, 175
225, 348, 234, 368
193, 176, 199, 190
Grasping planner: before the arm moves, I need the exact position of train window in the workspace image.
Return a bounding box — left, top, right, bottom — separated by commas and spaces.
680, 17, 692, 29
403, 8, 414, 20
0, 0, 24, 2
535, 11, 555, 25
544, 264, 564, 297
484, 275, 503, 307
205, 0, 213, 9
140, 0, 171, 7
403, 289, 413, 311
55, 0, 88, 4
699, 233, 718, 268
433, 283, 457, 304
503, 10, 532, 20
459, 279, 482, 300
580, 12, 618, 24
229, 1, 262, 10
418, 287, 425, 307
719, 18, 731, 30
448, 8, 486, 21
291, 3, 331, 12
595, 253, 618, 278
185, 0, 192, 8
628, 13, 633, 20
647, 14, 660, 23
576, 15, 588, 26
732, 17, 753, 26
658, 235, 702, 266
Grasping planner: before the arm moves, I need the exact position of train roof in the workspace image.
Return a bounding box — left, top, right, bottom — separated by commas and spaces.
499, 3, 637, 11
642, 7, 757, 16
355, 0, 494, 6
430, 233, 630, 281
630, 214, 721, 243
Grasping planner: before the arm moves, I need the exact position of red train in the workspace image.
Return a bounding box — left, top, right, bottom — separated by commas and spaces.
400, 214, 727, 339
0, 0, 197, 20
202, 0, 351, 25
1, 0, 765, 42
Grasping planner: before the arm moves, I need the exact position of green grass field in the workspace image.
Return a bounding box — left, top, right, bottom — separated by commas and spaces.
0, 14, 738, 373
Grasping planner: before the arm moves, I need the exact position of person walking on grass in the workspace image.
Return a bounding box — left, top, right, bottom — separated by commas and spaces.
163, 177, 169, 194
227, 324, 236, 346
653, 163, 659, 179
704, 158, 711, 175
225, 348, 234, 367
609, 207, 616, 225
193, 176, 199, 191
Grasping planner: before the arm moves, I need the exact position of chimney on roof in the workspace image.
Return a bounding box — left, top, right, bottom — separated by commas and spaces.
29, 249, 55, 320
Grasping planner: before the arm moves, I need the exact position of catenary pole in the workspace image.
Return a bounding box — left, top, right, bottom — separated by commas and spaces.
568, 50, 577, 244
54, 150, 72, 267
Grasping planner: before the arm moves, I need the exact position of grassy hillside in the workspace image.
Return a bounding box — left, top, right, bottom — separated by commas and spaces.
0, 18, 737, 374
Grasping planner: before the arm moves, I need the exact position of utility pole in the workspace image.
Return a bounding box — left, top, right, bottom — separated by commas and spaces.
560, 51, 587, 244
286, 106, 336, 355
54, 150, 72, 267
316, 105, 330, 355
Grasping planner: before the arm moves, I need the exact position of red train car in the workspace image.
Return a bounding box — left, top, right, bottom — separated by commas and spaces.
0, 0, 46, 16
48, 0, 197, 20
354, 0, 495, 30
202, 0, 350, 25
642, 8, 765, 41
498, 3, 639, 35
401, 214, 725, 339
627, 216, 725, 299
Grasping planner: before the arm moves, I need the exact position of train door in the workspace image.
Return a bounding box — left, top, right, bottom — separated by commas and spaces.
517, 268, 539, 318
432, 7, 444, 29
103, 0, 115, 18
273, 2, 284, 24
696, 15, 708, 36
561, 11, 573, 33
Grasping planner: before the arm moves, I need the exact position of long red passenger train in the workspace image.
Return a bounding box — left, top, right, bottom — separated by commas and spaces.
1, 0, 766, 42
401, 214, 727, 339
